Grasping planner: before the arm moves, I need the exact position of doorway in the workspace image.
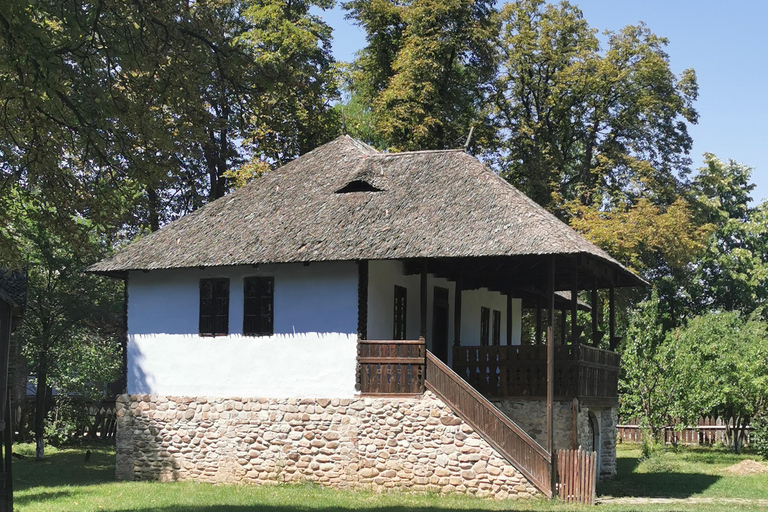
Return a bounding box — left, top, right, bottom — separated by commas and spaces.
432, 287, 449, 363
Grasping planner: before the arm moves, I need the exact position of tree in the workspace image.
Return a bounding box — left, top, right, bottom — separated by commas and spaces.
12, 205, 122, 459
489, 0, 698, 210
0, 0, 340, 264
619, 291, 687, 439
672, 311, 768, 452
686, 155, 768, 316
344, 0, 497, 151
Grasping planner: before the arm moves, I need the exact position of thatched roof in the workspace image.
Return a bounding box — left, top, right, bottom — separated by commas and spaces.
0, 269, 26, 311
88, 136, 641, 287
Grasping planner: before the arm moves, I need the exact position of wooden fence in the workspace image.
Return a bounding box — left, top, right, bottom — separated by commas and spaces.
357, 340, 425, 395
556, 448, 597, 505
424, 351, 553, 497
618, 417, 753, 446
453, 344, 620, 400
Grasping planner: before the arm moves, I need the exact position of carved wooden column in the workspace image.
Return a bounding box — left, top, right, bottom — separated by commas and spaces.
420, 262, 427, 341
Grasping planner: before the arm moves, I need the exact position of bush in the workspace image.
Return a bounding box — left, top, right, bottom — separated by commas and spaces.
753, 416, 768, 460
44, 398, 90, 447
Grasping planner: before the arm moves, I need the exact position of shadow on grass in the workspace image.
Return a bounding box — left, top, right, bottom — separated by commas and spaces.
107, 507, 545, 512
13, 446, 114, 491
597, 452, 721, 498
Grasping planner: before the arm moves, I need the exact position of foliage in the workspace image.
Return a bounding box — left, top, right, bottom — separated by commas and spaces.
619, 291, 686, 439
0, 0, 340, 264
489, 0, 698, 210
671, 311, 768, 452
686, 155, 768, 316
344, 0, 498, 151
568, 197, 712, 276
753, 416, 768, 460
11, 201, 122, 459
43, 397, 92, 447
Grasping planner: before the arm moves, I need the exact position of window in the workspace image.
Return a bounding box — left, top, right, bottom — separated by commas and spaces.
200, 278, 229, 336
480, 306, 490, 346
492, 310, 501, 346
393, 285, 407, 340
244, 277, 274, 336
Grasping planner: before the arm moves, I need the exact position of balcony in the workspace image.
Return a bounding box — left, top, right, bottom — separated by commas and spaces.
452, 344, 620, 406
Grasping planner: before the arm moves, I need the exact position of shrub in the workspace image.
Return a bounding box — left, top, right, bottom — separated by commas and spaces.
753, 416, 768, 460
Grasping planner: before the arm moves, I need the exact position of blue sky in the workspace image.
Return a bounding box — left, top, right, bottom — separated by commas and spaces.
320, 0, 768, 204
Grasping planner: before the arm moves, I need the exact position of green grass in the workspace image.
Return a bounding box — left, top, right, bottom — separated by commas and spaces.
10, 442, 768, 512
598, 443, 768, 500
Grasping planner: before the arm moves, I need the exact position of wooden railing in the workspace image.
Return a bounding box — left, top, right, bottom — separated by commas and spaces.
425, 351, 553, 497
357, 339, 425, 395
453, 344, 620, 401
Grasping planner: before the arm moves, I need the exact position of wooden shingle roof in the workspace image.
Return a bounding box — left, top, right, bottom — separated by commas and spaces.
88, 136, 641, 286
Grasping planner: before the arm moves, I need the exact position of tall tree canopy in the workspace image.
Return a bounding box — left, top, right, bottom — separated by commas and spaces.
490, 0, 698, 210
0, 0, 339, 264
344, 0, 497, 151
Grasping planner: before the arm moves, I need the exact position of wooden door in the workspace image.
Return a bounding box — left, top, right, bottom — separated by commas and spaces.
432, 287, 449, 363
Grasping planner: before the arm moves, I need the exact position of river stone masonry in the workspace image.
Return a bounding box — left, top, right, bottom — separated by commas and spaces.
492, 399, 617, 479
115, 391, 540, 499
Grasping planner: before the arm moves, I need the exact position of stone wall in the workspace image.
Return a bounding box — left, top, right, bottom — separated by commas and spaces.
116, 391, 540, 499
491, 399, 617, 479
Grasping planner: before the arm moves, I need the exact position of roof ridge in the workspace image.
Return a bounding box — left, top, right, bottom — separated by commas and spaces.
375, 148, 465, 157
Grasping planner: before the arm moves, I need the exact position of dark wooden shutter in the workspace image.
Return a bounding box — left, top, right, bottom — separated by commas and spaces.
480, 306, 490, 346
200, 278, 229, 336
393, 285, 407, 340
244, 277, 274, 336
492, 309, 501, 345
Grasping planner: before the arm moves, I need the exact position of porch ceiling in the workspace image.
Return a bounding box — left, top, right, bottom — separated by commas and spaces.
402, 253, 644, 295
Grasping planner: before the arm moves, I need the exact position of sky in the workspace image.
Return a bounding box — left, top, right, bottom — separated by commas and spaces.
319, 0, 768, 204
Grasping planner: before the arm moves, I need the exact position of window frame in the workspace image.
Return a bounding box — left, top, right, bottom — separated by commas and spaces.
492, 309, 501, 346
199, 278, 230, 337
480, 306, 490, 346
243, 276, 274, 337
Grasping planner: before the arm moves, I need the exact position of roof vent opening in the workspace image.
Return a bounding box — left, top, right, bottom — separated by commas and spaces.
336, 179, 382, 193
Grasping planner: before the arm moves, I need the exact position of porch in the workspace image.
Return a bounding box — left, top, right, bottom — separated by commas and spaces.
356, 340, 620, 405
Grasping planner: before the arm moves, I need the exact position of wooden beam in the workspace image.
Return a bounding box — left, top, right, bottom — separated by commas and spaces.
506, 292, 512, 345
609, 285, 617, 350
454, 279, 462, 347
591, 287, 599, 346
357, 260, 369, 340
571, 267, 579, 346
535, 298, 542, 345
420, 263, 428, 340
546, 255, 555, 456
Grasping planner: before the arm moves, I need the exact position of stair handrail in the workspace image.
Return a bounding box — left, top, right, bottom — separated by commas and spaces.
424, 351, 553, 497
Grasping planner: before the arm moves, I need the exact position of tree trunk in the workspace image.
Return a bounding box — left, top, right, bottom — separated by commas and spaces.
34, 365, 47, 460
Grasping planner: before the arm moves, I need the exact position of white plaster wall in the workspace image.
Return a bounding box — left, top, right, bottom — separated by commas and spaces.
127, 262, 359, 398
367, 261, 523, 365
460, 289, 522, 346
367, 261, 456, 352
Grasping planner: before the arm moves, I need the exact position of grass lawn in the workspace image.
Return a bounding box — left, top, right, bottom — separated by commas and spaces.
598, 443, 768, 500
11, 442, 768, 512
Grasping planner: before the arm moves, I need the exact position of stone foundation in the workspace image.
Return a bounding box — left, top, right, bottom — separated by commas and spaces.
116, 391, 540, 499
492, 399, 617, 479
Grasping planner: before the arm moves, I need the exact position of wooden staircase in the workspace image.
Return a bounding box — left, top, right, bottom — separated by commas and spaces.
424, 351, 554, 497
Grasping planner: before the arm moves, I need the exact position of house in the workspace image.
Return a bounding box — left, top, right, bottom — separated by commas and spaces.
88, 136, 642, 499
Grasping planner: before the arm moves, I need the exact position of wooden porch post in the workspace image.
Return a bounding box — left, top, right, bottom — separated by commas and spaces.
535, 298, 542, 345
609, 285, 617, 350
420, 262, 427, 341
454, 278, 462, 347
357, 260, 368, 340
571, 266, 579, 346
506, 293, 512, 345
591, 287, 599, 347
546, 255, 555, 456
